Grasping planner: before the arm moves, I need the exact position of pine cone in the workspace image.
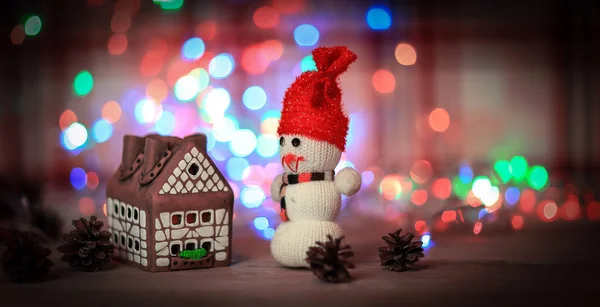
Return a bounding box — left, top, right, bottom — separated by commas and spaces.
305, 235, 355, 283
378, 228, 425, 272
57, 216, 114, 272
1, 231, 53, 283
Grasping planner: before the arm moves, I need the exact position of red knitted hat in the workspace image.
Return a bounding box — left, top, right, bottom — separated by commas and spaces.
277, 46, 357, 152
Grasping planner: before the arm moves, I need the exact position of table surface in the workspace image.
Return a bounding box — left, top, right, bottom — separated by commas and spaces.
1, 212, 599, 307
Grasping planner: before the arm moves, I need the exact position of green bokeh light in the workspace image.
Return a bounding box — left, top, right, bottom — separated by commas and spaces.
300, 55, 317, 72
509, 156, 528, 181
24, 16, 42, 36
73, 70, 94, 97
527, 165, 548, 190
493, 160, 512, 184
156, 0, 184, 10
452, 176, 470, 199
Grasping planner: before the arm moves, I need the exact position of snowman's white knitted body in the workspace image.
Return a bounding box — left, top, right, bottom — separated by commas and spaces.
270, 136, 360, 267
270, 45, 360, 268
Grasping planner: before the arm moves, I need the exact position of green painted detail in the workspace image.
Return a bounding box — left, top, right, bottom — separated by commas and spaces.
179, 248, 207, 260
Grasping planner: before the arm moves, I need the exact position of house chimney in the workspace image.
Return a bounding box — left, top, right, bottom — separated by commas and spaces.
122, 135, 145, 166
184, 133, 207, 151
141, 136, 169, 177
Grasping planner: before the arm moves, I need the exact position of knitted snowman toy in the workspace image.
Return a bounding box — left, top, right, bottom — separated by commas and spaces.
270, 46, 362, 268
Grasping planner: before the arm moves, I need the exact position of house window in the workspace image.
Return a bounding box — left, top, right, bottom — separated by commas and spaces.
114, 203, 119, 217
188, 163, 200, 176
127, 207, 132, 219
134, 239, 140, 251
187, 212, 197, 224
171, 243, 181, 256
201, 211, 212, 224
120, 234, 126, 247
128, 237, 133, 250
201, 240, 212, 252
120, 203, 126, 217
113, 232, 119, 244
172, 214, 182, 226
133, 208, 139, 222
185, 241, 196, 250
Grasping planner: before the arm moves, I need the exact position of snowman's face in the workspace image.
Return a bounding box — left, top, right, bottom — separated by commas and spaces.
278, 134, 342, 174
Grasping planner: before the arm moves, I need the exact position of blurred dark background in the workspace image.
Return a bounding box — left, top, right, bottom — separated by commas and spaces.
0, 0, 599, 240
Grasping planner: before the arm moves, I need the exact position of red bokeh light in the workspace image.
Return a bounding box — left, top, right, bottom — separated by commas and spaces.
195, 21, 217, 41
59, 110, 77, 130
519, 188, 537, 213
428, 108, 450, 132
165, 59, 194, 86
473, 221, 482, 235
511, 215, 524, 230
586, 202, 600, 220
107, 33, 128, 55
79, 197, 95, 216
410, 190, 428, 206
537, 200, 558, 222
441, 210, 456, 223
140, 52, 165, 78
432, 178, 452, 199
409, 160, 433, 184
372, 69, 395, 94
272, 0, 305, 13
262, 40, 284, 61
253, 7, 280, 29
561, 200, 580, 221
414, 220, 427, 233
86, 172, 99, 190
241, 45, 271, 75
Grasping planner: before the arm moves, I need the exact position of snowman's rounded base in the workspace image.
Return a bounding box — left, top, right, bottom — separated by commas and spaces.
270, 220, 345, 268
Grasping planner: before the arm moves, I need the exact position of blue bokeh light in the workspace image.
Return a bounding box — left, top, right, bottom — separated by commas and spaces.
154, 111, 176, 135
335, 160, 355, 173
263, 227, 275, 240
208, 53, 235, 79
300, 55, 317, 72
256, 134, 279, 158
421, 234, 431, 248
241, 185, 265, 208
181, 37, 205, 61
253, 217, 269, 230
459, 164, 474, 183
70, 167, 87, 190
91, 119, 113, 143
261, 109, 281, 121
229, 129, 257, 158
62, 123, 88, 150
366, 6, 392, 30
505, 187, 521, 206
242, 86, 267, 111
226, 157, 249, 181
293, 24, 320, 47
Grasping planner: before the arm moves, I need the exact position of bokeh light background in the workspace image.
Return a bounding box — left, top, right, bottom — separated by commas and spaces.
2, 0, 599, 244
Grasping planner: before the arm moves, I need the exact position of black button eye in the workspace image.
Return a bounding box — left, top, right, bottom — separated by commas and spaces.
292, 138, 301, 147
279, 137, 285, 146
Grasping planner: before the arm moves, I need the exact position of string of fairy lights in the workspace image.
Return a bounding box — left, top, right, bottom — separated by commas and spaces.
10, 0, 600, 244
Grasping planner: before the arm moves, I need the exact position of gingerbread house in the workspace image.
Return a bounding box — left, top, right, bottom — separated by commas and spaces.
106, 133, 233, 272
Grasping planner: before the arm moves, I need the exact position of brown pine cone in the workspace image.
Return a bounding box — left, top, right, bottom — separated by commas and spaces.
57, 216, 114, 272
305, 235, 355, 283
378, 228, 425, 272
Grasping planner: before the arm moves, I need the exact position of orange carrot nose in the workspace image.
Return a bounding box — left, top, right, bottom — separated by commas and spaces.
282, 154, 304, 172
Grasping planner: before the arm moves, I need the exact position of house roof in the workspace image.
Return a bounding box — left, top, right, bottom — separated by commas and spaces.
117, 133, 230, 194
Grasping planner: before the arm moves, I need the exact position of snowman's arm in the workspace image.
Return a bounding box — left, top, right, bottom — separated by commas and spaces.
334, 167, 362, 196
270, 174, 283, 202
